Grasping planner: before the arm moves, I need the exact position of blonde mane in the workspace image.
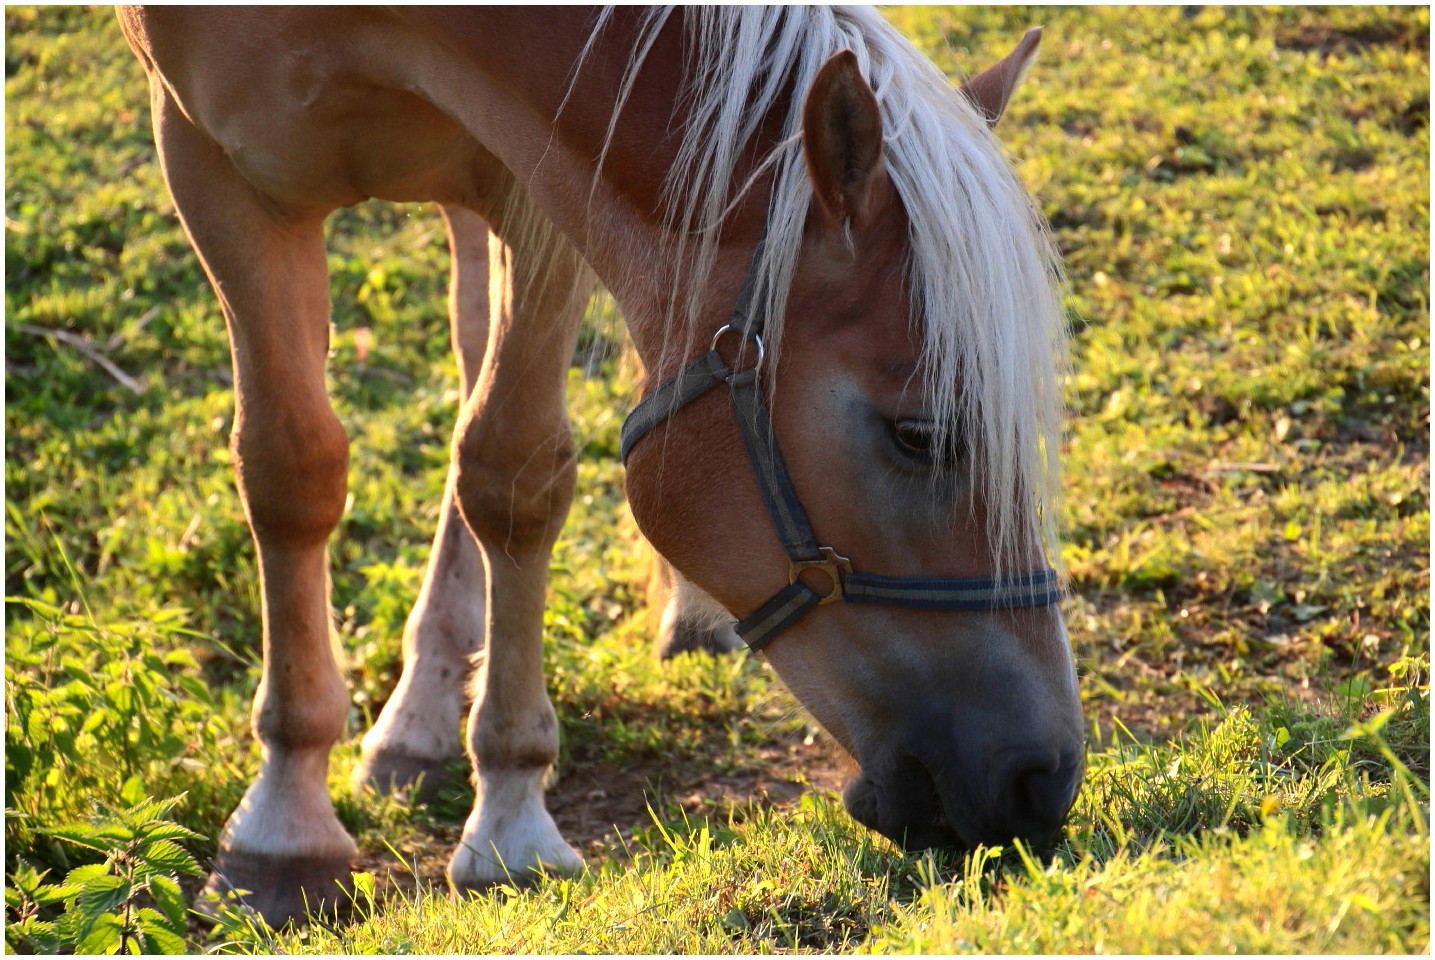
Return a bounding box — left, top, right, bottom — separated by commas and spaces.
596, 6, 1068, 571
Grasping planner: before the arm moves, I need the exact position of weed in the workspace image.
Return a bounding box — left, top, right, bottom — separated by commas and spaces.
5, 797, 203, 954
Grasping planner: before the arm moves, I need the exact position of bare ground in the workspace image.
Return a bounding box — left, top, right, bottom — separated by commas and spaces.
346, 731, 856, 912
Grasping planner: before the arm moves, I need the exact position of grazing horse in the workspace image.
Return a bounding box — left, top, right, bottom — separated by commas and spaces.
118, 6, 1083, 924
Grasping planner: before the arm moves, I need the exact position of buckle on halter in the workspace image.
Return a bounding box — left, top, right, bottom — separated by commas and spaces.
711, 324, 765, 374
789, 547, 852, 605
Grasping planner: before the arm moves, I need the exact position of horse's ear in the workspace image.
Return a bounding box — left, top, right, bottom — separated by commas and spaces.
802, 50, 885, 229
960, 26, 1043, 127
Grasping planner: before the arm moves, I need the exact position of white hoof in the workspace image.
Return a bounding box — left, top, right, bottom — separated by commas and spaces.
446, 770, 583, 892
204, 755, 359, 926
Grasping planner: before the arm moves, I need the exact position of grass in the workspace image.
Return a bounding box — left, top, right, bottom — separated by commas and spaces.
5, 4, 1429, 954
266, 696, 1431, 955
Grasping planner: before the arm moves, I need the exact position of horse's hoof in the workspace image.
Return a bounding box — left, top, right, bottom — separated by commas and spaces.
446, 843, 584, 897
354, 747, 464, 803
198, 850, 356, 928
446, 807, 584, 896
658, 616, 744, 659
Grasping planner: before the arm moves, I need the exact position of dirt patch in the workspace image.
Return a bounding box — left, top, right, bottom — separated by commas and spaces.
551, 733, 854, 861
351, 732, 855, 905
1275, 23, 1426, 56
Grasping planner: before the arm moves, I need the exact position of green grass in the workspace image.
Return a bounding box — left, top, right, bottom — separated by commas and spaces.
5, 5, 1429, 954
281, 701, 1429, 954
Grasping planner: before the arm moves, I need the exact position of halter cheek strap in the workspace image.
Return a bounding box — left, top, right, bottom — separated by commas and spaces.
619, 228, 1062, 652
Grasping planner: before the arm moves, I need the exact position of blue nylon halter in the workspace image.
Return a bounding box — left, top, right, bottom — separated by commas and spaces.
620, 225, 1062, 651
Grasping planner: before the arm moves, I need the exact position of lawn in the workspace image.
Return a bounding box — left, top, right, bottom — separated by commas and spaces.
5, 5, 1428, 954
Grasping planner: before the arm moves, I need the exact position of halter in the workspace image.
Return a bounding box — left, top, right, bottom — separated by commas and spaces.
620, 223, 1062, 652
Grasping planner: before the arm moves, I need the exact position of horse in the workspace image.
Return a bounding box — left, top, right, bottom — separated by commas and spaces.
117, 6, 1084, 925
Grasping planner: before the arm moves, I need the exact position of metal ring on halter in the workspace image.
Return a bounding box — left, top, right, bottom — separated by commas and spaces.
711, 324, 765, 374
789, 546, 853, 605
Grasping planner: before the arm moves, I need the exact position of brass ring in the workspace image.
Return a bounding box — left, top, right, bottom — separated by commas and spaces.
789, 547, 853, 606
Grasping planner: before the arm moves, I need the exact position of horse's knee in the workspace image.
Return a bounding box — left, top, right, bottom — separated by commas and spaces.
232, 407, 349, 547
453, 420, 575, 555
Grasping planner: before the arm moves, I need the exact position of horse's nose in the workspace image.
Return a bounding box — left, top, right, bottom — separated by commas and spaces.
843, 745, 1081, 853
986, 750, 1082, 844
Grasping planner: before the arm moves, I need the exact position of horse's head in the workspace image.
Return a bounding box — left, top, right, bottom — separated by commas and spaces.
626, 27, 1082, 854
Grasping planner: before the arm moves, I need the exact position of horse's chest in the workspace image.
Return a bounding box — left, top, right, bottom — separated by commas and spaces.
211, 66, 484, 210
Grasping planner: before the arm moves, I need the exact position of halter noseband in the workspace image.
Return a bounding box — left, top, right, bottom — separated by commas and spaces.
620, 225, 1062, 652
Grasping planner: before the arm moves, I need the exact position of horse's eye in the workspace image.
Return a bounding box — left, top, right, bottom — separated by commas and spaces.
891, 418, 968, 469
893, 419, 937, 456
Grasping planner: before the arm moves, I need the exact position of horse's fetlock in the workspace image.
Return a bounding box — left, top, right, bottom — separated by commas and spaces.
470, 709, 559, 772
254, 677, 348, 753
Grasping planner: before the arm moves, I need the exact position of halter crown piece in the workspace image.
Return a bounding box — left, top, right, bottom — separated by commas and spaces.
620, 217, 1062, 651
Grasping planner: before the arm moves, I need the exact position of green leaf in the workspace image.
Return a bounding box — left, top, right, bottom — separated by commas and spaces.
80, 707, 116, 735
721, 906, 751, 932
41, 824, 111, 853
75, 874, 130, 920
1341, 708, 1393, 740
136, 820, 203, 845
34, 881, 76, 905
121, 796, 179, 827
174, 674, 214, 705
85, 822, 137, 846
74, 912, 124, 955
6, 740, 34, 799
13, 918, 62, 952
7, 859, 46, 898
1335, 676, 1376, 705
351, 870, 376, 900
118, 775, 147, 807
139, 922, 187, 955
136, 839, 201, 877
161, 647, 200, 669
58, 861, 111, 894
137, 908, 187, 954
147, 875, 186, 928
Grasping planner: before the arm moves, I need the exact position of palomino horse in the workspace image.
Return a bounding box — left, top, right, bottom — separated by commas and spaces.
119, 6, 1083, 924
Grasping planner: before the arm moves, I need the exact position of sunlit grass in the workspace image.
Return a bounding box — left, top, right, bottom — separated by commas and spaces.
282, 695, 1430, 954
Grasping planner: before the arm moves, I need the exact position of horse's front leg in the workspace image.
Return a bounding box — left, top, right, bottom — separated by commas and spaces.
356, 207, 491, 799
446, 218, 590, 891
147, 86, 355, 923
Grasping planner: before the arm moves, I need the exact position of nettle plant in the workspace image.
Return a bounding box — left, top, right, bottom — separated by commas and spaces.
6, 797, 202, 954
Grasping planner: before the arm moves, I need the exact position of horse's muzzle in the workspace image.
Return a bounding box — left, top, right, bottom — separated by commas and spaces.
842, 743, 1082, 853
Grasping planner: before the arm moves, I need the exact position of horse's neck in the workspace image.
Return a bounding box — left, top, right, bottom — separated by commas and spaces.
398, 8, 771, 364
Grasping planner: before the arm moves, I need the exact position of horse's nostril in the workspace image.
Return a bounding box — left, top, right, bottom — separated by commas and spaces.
1006, 757, 1078, 836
